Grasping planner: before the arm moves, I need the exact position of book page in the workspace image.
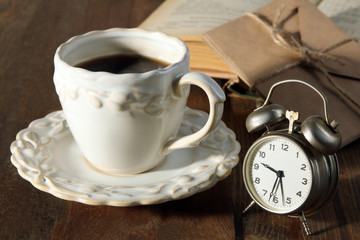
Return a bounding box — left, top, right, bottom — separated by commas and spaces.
139, 0, 272, 37
318, 0, 360, 40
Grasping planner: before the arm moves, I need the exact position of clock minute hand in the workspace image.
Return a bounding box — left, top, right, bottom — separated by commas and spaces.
261, 163, 278, 174
269, 176, 279, 202
279, 171, 285, 206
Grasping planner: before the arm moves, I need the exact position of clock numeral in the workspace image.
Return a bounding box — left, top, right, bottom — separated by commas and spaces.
273, 195, 279, 204
255, 177, 260, 184
296, 191, 302, 197
262, 189, 267, 196
259, 151, 266, 158
296, 152, 300, 158
286, 197, 292, 204
302, 178, 308, 185
254, 163, 259, 170
300, 164, 306, 171
269, 144, 275, 151
281, 144, 289, 151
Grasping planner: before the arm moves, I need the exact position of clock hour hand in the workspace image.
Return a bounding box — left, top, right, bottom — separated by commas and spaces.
261, 163, 278, 174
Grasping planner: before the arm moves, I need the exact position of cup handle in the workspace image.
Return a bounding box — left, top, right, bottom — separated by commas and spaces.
163, 72, 226, 154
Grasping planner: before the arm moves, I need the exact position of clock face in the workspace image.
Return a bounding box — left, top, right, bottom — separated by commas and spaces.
243, 135, 313, 214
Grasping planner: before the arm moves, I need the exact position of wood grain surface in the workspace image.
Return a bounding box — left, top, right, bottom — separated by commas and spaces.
0, 1, 359, 239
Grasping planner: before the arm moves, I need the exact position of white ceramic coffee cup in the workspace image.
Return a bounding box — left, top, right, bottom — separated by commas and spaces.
53, 28, 225, 175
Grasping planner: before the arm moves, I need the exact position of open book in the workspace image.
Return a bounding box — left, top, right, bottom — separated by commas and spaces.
318, 0, 360, 40
139, 0, 274, 79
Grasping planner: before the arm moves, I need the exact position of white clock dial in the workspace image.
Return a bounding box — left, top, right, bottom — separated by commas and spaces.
244, 135, 312, 214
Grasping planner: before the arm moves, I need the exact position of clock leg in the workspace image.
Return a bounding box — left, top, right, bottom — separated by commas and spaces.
299, 211, 311, 235
242, 200, 255, 214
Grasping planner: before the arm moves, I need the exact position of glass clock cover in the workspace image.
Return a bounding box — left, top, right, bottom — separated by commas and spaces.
243, 135, 312, 214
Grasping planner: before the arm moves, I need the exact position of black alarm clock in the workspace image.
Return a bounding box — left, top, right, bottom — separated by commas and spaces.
242, 79, 341, 235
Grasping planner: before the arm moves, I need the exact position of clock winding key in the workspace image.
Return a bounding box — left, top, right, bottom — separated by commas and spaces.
285, 110, 299, 133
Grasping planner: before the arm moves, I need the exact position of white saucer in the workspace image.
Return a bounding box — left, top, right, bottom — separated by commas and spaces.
10, 108, 240, 206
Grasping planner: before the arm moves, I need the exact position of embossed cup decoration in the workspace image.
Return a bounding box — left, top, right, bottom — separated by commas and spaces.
53, 28, 225, 175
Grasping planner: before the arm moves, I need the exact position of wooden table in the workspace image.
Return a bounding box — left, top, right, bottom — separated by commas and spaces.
1, 1, 359, 239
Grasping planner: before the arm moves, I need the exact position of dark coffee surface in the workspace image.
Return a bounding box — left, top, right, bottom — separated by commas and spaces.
75, 54, 169, 74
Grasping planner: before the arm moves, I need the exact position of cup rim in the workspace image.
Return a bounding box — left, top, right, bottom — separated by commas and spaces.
54, 28, 190, 77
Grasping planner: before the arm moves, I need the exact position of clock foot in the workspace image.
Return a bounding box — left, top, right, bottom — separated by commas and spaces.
242, 200, 255, 214
299, 211, 311, 235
